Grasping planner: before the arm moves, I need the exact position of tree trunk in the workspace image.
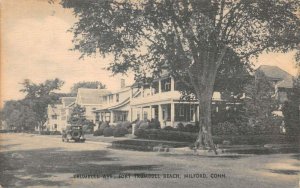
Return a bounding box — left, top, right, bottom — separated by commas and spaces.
193, 65, 218, 154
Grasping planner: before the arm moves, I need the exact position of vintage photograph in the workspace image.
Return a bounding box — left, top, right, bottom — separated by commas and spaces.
1, 0, 299, 187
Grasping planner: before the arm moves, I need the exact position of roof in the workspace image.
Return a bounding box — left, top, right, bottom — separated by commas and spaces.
61, 97, 76, 107
48, 104, 63, 115
76, 88, 111, 105
257, 65, 292, 80
256, 65, 294, 88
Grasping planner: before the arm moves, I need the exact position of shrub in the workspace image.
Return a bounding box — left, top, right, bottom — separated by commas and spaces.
99, 122, 109, 129
113, 127, 129, 137
163, 126, 175, 131
135, 120, 146, 129
122, 121, 132, 128
176, 122, 185, 131
103, 127, 114, 137
184, 124, 194, 132
149, 119, 161, 129
139, 122, 149, 129
134, 129, 299, 145
93, 129, 104, 136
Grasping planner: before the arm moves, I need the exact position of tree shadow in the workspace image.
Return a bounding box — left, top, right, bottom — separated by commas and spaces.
291, 154, 300, 161
0, 144, 21, 150
268, 169, 300, 175
0, 147, 160, 187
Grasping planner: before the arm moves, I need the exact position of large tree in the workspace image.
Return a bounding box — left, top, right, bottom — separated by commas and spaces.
62, 0, 300, 152
20, 78, 65, 129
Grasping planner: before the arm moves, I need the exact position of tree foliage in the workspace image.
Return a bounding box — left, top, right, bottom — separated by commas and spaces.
242, 72, 279, 124
70, 81, 106, 96
1, 79, 65, 131
282, 76, 300, 135
62, 0, 300, 150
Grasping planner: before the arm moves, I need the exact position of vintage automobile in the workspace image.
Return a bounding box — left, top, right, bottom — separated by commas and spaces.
62, 125, 86, 142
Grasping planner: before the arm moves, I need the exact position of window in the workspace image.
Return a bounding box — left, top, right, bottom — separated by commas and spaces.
116, 94, 119, 102
161, 78, 171, 92
108, 95, 114, 103
190, 107, 194, 121
143, 111, 148, 121
179, 106, 184, 116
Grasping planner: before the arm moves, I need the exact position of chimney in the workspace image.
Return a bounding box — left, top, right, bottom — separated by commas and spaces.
121, 79, 125, 88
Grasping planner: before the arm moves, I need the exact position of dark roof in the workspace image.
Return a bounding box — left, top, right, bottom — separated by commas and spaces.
256, 65, 294, 88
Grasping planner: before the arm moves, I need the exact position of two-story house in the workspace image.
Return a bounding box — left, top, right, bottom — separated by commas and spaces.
256, 65, 294, 103
93, 75, 221, 128
45, 97, 76, 132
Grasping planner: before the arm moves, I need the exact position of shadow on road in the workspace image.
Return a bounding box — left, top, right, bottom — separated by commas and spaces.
0, 147, 160, 187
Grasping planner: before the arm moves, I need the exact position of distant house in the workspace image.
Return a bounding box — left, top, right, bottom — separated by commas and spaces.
45, 97, 76, 132
256, 65, 294, 103
75, 88, 111, 122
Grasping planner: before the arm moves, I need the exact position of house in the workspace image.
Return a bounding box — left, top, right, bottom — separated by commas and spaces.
256, 65, 294, 103
75, 88, 111, 122
93, 76, 222, 128
45, 97, 76, 132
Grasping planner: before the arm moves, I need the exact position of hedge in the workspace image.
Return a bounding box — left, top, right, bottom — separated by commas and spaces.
134, 129, 299, 145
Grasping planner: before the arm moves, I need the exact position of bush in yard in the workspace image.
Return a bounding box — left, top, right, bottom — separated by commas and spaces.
149, 118, 161, 129
122, 121, 132, 128
184, 124, 194, 132
176, 122, 185, 131
163, 126, 175, 131
113, 127, 129, 137
115, 122, 123, 128
139, 122, 149, 129
103, 127, 114, 137
135, 120, 144, 129
93, 129, 104, 136
99, 122, 109, 129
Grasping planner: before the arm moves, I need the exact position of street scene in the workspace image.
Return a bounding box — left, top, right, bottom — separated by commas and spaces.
0, 133, 299, 188
1, 0, 300, 188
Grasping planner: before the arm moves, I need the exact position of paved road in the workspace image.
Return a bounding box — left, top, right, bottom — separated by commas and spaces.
0, 133, 299, 188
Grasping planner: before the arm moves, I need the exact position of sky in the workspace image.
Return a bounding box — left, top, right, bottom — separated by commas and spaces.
1, 0, 299, 106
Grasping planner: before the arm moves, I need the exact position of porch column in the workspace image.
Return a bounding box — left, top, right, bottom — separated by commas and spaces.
196, 105, 200, 122
158, 79, 162, 93
149, 105, 153, 119
171, 76, 175, 91
171, 102, 175, 127
158, 104, 163, 126
110, 111, 114, 123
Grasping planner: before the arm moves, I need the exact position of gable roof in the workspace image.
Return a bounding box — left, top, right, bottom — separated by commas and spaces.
61, 97, 76, 107
256, 65, 294, 88
257, 65, 292, 80
76, 88, 111, 105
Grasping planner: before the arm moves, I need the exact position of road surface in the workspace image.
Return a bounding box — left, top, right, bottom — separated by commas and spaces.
0, 133, 299, 188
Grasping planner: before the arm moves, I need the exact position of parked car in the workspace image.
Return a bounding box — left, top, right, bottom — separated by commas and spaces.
62, 125, 85, 142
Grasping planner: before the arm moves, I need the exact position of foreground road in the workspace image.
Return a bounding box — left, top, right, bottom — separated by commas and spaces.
0, 133, 299, 188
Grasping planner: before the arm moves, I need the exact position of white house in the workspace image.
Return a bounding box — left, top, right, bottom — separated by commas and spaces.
45, 97, 76, 132
93, 76, 222, 128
